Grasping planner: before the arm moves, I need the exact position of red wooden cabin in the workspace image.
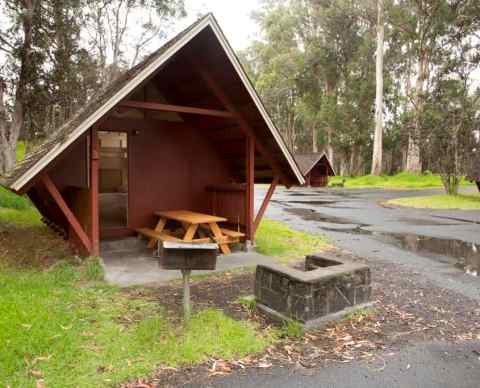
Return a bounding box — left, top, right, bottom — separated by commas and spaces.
294, 153, 335, 187
0, 14, 304, 256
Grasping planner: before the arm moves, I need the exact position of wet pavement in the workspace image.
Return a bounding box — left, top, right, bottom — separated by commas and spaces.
256, 186, 480, 300
203, 340, 480, 388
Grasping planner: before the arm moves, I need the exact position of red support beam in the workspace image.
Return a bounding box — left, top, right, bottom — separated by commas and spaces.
41, 174, 92, 254
119, 100, 234, 118
188, 60, 291, 185
90, 128, 100, 256
245, 136, 255, 241
253, 176, 279, 235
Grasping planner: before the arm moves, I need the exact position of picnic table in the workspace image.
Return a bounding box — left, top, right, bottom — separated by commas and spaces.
137, 210, 244, 255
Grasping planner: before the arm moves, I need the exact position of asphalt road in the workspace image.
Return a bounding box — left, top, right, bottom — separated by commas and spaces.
201, 341, 480, 388
211, 186, 480, 388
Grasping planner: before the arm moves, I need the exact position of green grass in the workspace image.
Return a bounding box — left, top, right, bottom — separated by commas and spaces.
0, 186, 33, 210
329, 172, 473, 189
255, 218, 330, 262
0, 263, 271, 387
16, 141, 26, 162
0, 200, 272, 387
386, 193, 480, 209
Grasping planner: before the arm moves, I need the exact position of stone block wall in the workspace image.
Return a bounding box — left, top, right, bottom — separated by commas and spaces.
255, 254, 371, 323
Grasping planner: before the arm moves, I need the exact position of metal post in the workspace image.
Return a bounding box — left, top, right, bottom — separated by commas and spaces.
181, 269, 192, 320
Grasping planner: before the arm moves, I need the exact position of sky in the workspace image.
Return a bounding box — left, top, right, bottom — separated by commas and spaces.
177, 0, 262, 50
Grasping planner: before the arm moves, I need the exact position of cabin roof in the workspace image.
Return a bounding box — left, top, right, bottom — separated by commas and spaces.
294, 153, 335, 176
2, 14, 304, 192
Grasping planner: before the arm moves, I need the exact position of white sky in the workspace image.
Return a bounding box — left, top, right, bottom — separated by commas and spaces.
177, 0, 262, 50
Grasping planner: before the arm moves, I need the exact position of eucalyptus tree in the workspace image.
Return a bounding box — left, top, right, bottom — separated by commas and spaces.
371, 0, 384, 176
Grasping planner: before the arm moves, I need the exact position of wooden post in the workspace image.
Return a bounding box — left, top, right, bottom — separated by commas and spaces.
253, 176, 279, 235
245, 136, 255, 242
41, 174, 92, 254
181, 269, 192, 320
90, 128, 100, 256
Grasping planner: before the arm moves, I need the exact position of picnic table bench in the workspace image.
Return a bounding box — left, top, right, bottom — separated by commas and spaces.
136, 210, 245, 254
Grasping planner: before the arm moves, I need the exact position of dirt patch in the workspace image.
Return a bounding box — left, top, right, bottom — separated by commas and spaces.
0, 226, 73, 269
121, 255, 480, 388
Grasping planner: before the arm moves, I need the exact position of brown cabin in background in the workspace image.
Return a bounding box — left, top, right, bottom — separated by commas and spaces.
0, 14, 304, 256
294, 153, 335, 187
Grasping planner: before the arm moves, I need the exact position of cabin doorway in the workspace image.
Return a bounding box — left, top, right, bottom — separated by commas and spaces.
98, 131, 129, 230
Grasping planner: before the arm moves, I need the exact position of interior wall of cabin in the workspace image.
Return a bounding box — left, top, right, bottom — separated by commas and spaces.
99, 118, 246, 232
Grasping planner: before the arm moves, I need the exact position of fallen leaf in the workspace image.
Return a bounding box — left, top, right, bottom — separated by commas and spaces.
36, 380, 45, 388
257, 362, 272, 368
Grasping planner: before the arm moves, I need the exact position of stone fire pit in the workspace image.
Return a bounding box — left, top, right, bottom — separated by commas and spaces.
255, 254, 372, 329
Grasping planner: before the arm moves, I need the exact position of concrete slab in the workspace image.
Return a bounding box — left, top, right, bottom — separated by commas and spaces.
101, 246, 278, 287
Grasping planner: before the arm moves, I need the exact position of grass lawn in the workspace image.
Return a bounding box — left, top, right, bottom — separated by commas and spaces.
16, 141, 26, 162
330, 172, 473, 189
255, 218, 331, 262
0, 192, 273, 387
386, 193, 480, 209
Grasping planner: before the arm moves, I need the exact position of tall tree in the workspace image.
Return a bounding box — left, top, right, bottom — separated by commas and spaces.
0, 0, 37, 174
371, 0, 384, 175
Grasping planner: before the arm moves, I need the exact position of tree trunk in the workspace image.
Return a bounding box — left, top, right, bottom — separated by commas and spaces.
312, 127, 318, 153
406, 50, 428, 174
324, 80, 334, 164
0, 0, 36, 175
371, 0, 384, 176
0, 79, 16, 174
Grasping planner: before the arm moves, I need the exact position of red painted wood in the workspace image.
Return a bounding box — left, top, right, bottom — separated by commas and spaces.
90, 129, 100, 256
246, 136, 255, 241
253, 176, 279, 234
189, 60, 291, 186
119, 100, 234, 118
41, 174, 92, 254
97, 120, 243, 230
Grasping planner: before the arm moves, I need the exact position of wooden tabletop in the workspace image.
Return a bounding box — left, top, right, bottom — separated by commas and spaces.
154, 210, 227, 224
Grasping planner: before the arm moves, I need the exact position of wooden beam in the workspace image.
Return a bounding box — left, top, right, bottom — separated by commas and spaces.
253, 176, 279, 235
189, 60, 290, 185
119, 100, 234, 118
245, 136, 255, 241
90, 128, 100, 256
41, 174, 92, 254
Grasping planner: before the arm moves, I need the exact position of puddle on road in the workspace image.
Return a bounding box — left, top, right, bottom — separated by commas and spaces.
290, 200, 337, 206
285, 208, 354, 224
376, 233, 479, 276
398, 217, 462, 226
322, 226, 373, 235
278, 198, 480, 277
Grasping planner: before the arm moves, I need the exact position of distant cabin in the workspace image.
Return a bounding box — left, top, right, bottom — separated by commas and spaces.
294, 153, 335, 187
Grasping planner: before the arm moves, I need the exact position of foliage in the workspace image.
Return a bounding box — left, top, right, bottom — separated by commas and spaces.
0, 186, 32, 210
83, 256, 105, 281
386, 193, 480, 209
16, 141, 25, 161
279, 320, 304, 338
238, 296, 257, 315
243, 0, 480, 177
255, 218, 330, 262
329, 172, 473, 189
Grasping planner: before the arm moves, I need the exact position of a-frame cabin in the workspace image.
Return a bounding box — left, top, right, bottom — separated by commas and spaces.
0, 14, 304, 256
294, 153, 335, 187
